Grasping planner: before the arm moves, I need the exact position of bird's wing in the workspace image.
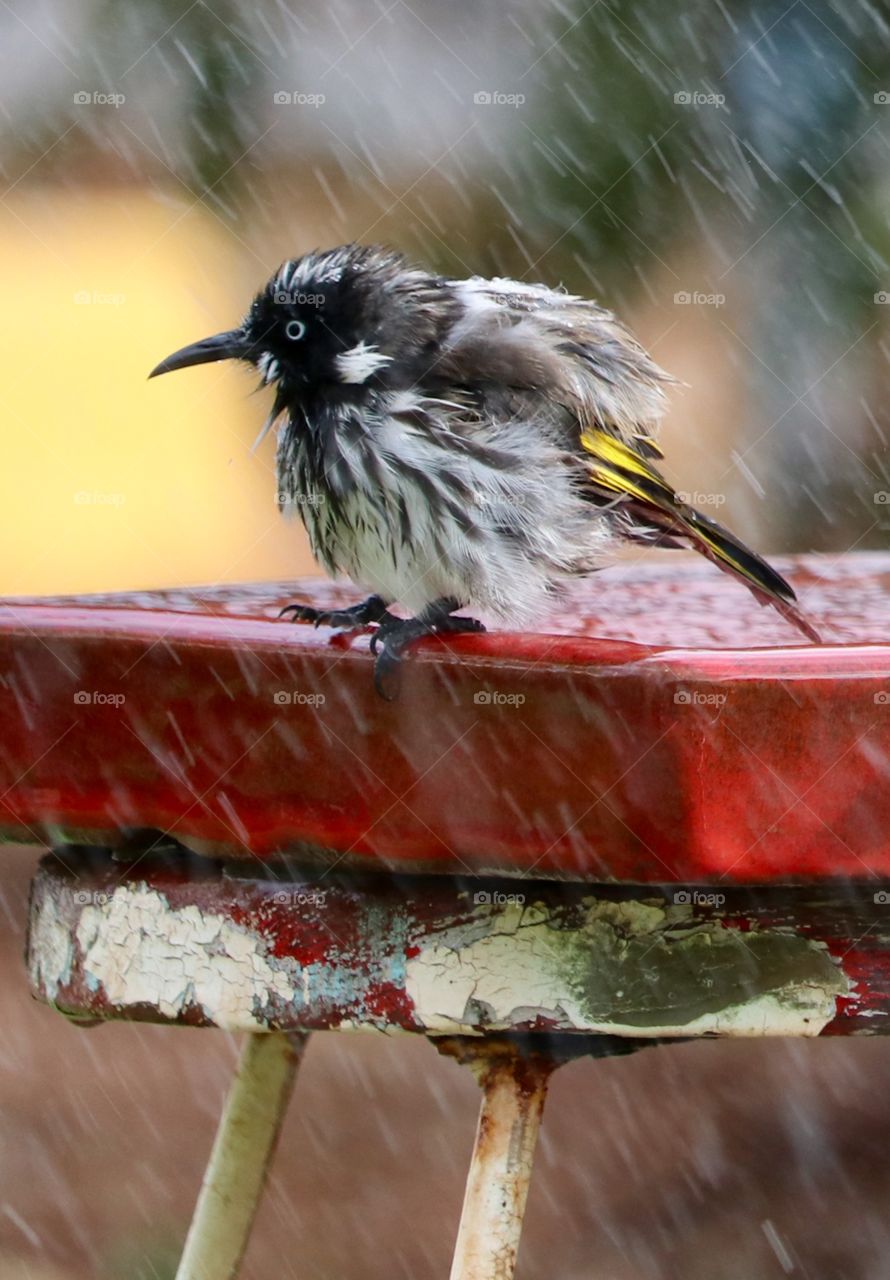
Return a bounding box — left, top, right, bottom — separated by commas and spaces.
439, 275, 673, 442
433, 276, 818, 642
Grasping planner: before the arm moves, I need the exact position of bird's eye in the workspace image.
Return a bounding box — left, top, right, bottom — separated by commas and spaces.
285, 319, 306, 341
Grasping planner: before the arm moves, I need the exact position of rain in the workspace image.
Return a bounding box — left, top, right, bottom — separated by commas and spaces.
1, 1, 890, 1277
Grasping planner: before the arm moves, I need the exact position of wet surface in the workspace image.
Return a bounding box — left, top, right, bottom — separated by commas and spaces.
0, 553, 888, 880
5, 550, 889, 646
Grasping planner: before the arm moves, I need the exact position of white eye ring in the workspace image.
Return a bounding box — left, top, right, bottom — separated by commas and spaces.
285, 319, 306, 341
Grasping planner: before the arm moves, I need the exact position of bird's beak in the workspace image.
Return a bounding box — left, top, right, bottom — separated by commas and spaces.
148, 329, 246, 378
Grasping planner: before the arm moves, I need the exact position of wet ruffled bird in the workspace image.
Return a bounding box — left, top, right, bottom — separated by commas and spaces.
150, 244, 819, 696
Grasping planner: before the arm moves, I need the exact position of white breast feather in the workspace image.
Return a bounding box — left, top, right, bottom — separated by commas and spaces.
336, 341, 394, 384
307, 393, 613, 619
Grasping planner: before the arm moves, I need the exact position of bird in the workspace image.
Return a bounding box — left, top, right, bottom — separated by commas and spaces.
149, 243, 819, 697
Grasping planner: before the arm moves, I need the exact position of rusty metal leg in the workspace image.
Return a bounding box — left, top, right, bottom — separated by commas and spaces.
175, 1031, 308, 1280
444, 1041, 557, 1280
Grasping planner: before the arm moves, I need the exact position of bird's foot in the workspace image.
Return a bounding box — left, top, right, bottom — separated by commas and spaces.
370, 598, 486, 700
279, 594, 394, 631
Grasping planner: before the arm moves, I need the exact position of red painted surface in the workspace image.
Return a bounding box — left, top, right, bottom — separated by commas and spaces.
2, 552, 890, 882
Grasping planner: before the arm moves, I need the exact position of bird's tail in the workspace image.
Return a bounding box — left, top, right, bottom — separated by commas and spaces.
579, 428, 821, 643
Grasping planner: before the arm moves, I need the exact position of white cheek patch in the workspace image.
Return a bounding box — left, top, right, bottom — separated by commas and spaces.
336, 341, 393, 384
256, 352, 280, 385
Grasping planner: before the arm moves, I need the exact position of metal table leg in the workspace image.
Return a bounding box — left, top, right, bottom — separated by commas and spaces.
445, 1041, 557, 1280
175, 1031, 309, 1280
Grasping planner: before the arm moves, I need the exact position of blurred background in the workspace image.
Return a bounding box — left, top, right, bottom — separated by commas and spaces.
3, 0, 890, 596
2, 1, 890, 1276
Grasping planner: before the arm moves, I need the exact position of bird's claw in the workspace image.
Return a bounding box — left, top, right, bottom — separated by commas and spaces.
279, 595, 393, 631
371, 612, 486, 700
278, 604, 334, 629
372, 617, 432, 699
278, 595, 484, 699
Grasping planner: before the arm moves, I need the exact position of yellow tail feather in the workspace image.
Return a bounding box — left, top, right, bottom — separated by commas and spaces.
579, 428, 820, 642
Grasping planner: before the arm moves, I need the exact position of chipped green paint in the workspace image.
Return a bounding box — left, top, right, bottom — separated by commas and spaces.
560, 898, 848, 1030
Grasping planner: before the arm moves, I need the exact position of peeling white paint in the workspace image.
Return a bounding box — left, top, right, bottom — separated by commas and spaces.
29, 883, 847, 1038
28, 894, 74, 1003
74, 886, 298, 1030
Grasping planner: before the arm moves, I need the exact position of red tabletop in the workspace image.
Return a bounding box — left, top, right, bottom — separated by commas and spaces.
1, 552, 888, 883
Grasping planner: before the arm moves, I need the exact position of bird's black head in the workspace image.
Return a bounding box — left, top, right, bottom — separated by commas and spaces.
149, 244, 459, 403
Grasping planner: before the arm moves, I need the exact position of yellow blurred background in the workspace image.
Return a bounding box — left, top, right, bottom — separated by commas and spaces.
0, 189, 319, 595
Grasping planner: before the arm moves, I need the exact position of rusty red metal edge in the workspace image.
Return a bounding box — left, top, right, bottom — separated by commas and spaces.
25, 855, 890, 1037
